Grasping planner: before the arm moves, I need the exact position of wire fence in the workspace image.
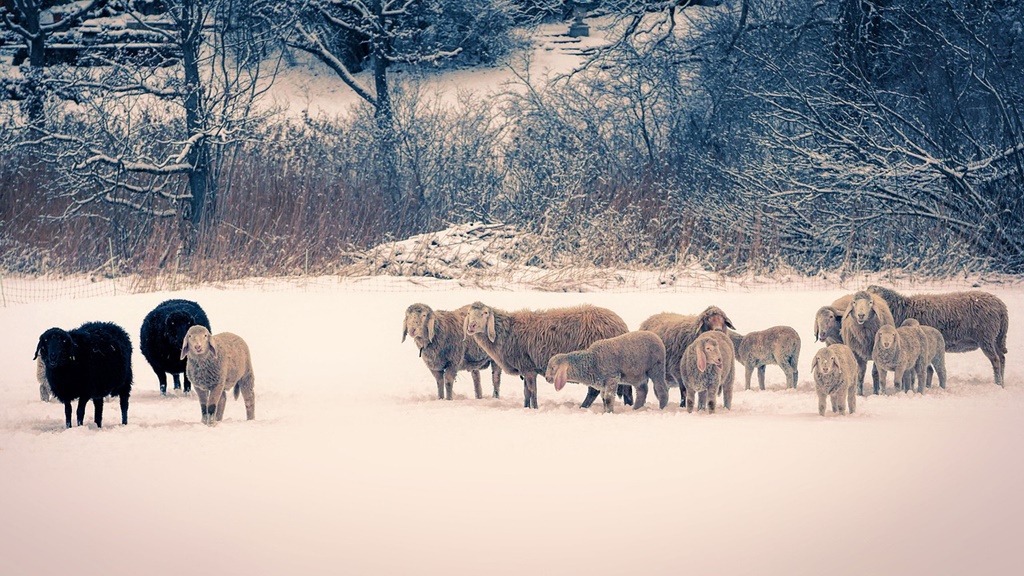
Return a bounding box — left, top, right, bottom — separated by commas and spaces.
3, 266, 1019, 308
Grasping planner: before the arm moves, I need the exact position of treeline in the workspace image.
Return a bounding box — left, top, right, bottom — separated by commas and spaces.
0, 0, 1021, 279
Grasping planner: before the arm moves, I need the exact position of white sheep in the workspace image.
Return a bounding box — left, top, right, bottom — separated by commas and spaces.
728, 326, 801, 390
811, 344, 859, 416
679, 330, 735, 414
840, 291, 895, 395
545, 331, 669, 413
180, 325, 255, 426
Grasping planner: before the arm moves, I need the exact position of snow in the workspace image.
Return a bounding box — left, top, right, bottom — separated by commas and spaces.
1, 278, 1022, 575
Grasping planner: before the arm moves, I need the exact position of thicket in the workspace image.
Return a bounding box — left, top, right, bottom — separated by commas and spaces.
1, 0, 1021, 281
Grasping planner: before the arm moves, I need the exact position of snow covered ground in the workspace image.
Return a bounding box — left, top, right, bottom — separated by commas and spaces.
1, 278, 1022, 576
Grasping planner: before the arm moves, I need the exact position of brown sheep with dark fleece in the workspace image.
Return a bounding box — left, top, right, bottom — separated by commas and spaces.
463, 302, 629, 409
868, 285, 1008, 387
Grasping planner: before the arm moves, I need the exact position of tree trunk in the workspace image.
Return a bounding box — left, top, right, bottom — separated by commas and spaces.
23, 7, 46, 125
372, 43, 400, 208
179, 1, 210, 254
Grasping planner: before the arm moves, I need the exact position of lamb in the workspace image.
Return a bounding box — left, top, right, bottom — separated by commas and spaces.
814, 294, 854, 345
544, 331, 669, 413
840, 291, 895, 395
180, 325, 255, 426
728, 326, 801, 390
897, 319, 948, 391
638, 306, 736, 407
867, 285, 1008, 387
34, 322, 133, 429
811, 344, 859, 416
679, 330, 735, 414
871, 325, 923, 394
140, 299, 211, 395
402, 303, 502, 400
462, 302, 629, 409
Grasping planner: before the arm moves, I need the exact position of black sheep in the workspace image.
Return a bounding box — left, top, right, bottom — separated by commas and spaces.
34, 322, 133, 429
140, 299, 211, 395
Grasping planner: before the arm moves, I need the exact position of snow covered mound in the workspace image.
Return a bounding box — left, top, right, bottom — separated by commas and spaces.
357, 222, 541, 280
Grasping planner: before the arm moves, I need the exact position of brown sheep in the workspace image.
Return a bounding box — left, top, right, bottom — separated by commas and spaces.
899, 319, 948, 391
814, 294, 854, 345
463, 302, 629, 409
180, 325, 255, 426
867, 285, 1008, 387
545, 331, 669, 413
840, 291, 895, 395
728, 326, 801, 390
872, 325, 922, 394
638, 306, 735, 407
679, 330, 736, 414
811, 344, 859, 416
403, 303, 501, 400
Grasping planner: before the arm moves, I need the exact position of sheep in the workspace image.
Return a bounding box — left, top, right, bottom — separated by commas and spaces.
34, 322, 133, 429
840, 291, 895, 395
814, 294, 853, 345
728, 326, 801, 390
462, 302, 629, 409
897, 319, 948, 391
638, 306, 736, 407
402, 303, 502, 400
811, 344, 859, 416
140, 299, 211, 395
679, 330, 735, 414
36, 356, 52, 402
180, 325, 255, 426
871, 325, 923, 394
867, 285, 1008, 387
544, 331, 669, 413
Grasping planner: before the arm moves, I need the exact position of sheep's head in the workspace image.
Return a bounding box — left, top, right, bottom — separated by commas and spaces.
403, 303, 435, 345
35, 328, 75, 367
900, 318, 920, 328
180, 325, 214, 360
545, 355, 570, 391
695, 333, 724, 373
847, 292, 875, 325
812, 348, 841, 377
463, 302, 496, 343
814, 306, 842, 342
874, 325, 898, 351
696, 306, 734, 337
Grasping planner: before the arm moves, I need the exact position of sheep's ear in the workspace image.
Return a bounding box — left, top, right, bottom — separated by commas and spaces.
209, 337, 217, 358
33, 337, 43, 360
811, 355, 819, 372
723, 313, 735, 330
462, 314, 471, 337
402, 319, 408, 343
832, 356, 840, 372
179, 338, 189, 360
554, 363, 568, 391
697, 344, 707, 373
426, 312, 436, 344
486, 311, 496, 343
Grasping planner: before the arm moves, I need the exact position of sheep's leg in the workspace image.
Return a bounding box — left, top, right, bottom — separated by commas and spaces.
75, 397, 88, 426
651, 373, 669, 410
490, 365, 501, 398
836, 389, 847, 415
781, 362, 796, 390
871, 363, 880, 395
172, 372, 182, 392
93, 396, 104, 428
933, 355, 947, 390
847, 386, 856, 414
524, 373, 538, 409
237, 374, 256, 421
580, 387, 600, 409
431, 370, 445, 400
64, 402, 73, 429
119, 392, 130, 425
215, 390, 228, 422
632, 381, 648, 410
757, 365, 766, 391
707, 392, 716, 414
744, 364, 753, 391
686, 387, 696, 413
915, 364, 928, 394
679, 382, 687, 408
817, 390, 827, 416
722, 382, 732, 411
856, 359, 867, 396
875, 365, 887, 395
470, 369, 483, 400
443, 370, 456, 401
182, 372, 192, 395
195, 387, 211, 425
982, 345, 1003, 387
697, 390, 707, 412
619, 384, 633, 406
155, 369, 168, 396
40, 382, 51, 402
601, 380, 616, 413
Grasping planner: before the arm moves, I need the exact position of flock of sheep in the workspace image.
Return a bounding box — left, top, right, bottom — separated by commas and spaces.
404, 285, 1009, 416
29, 284, 1009, 429
33, 299, 255, 428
